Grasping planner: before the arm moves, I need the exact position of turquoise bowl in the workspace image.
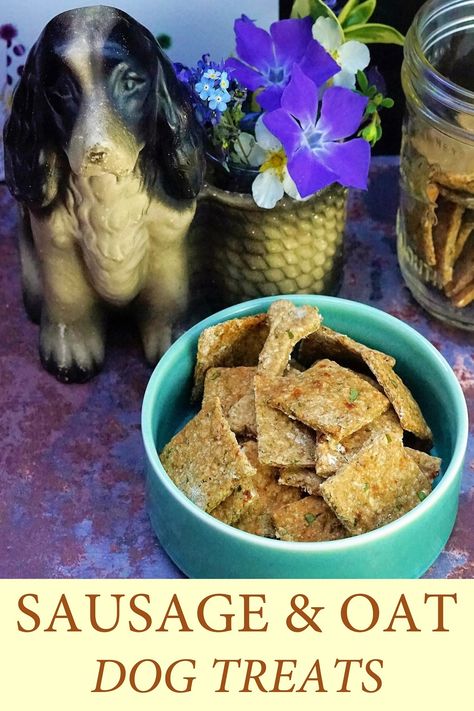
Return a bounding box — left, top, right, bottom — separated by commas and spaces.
141, 296, 468, 578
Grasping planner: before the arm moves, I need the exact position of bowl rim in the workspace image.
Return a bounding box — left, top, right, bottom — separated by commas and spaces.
141, 295, 469, 552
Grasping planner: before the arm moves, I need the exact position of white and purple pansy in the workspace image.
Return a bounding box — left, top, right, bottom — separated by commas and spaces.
263, 64, 371, 197
224, 15, 340, 111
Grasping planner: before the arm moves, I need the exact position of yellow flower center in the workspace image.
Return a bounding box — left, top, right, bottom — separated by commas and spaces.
260, 149, 287, 179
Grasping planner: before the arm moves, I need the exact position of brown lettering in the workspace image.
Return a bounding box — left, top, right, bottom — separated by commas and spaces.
92, 659, 126, 692
87, 594, 123, 632
197, 594, 233, 632
241, 659, 267, 692
270, 660, 296, 692
362, 659, 383, 693
335, 659, 363, 692
17, 594, 40, 632
164, 659, 196, 693
424, 593, 457, 631
239, 594, 268, 632
213, 659, 241, 692
44, 594, 81, 632
155, 594, 192, 632
384, 594, 420, 632
295, 660, 327, 693
129, 594, 153, 632
341, 594, 379, 632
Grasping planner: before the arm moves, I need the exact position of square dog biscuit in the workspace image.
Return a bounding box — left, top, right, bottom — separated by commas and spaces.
211, 478, 258, 525
451, 281, 474, 308
316, 408, 403, 476
226, 362, 304, 437
361, 350, 432, 441
258, 300, 321, 376
235, 441, 302, 537
192, 314, 268, 400
299, 325, 396, 371
278, 467, 324, 495
320, 435, 433, 536
298, 326, 430, 441
160, 397, 256, 512
273, 496, 346, 542
255, 373, 316, 467
227, 389, 257, 437
432, 198, 464, 285
446, 233, 474, 298
405, 447, 442, 479
203, 367, 256, 418
268, 359, 390, 440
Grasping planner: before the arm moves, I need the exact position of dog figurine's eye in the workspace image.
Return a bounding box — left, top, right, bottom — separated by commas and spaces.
122, 72, 144, 92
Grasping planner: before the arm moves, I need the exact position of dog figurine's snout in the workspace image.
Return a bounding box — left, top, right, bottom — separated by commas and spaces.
88, 148, 107, 165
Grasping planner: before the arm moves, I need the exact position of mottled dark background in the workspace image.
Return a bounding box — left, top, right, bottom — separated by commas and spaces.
280, 0, 426, 155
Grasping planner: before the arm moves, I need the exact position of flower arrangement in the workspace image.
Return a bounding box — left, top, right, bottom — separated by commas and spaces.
175, 0, 402, 209
1, 23, 25, 180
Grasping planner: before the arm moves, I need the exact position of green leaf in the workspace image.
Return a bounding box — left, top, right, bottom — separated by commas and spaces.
338, 0, 360, 26
291, 0, 339, 24
349, 388, 360, 402
344, 22, 405, 45
343, 0, 376, 28
356, 69, 369, 93
381, 97, 395, 108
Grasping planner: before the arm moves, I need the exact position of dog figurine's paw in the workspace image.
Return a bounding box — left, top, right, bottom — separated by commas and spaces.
39, 315, 105, 383
138, 317, 172, 366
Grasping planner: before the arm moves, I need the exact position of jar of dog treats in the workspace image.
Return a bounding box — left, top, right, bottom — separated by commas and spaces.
398, 0, 474, 329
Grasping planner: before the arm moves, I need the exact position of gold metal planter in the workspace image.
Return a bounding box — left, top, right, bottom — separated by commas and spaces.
189, 181, 347, 310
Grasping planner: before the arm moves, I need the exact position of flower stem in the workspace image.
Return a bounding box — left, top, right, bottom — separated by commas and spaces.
222, 109, 251, 166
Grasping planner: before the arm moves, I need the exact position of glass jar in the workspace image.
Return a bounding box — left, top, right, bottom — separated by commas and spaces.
398, 0, 474, 329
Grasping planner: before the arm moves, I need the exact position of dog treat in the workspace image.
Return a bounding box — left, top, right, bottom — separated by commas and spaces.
258, 300, 321, 376
235, 441, 302, 537
434, 168, 474, 194
273, 496, 346, 542
227, 390, 257, 437
360, 349, 433, 441
316, 408, 403, 476
400, 142, 474, 311
451, 281, 474, 308
268, 359, 390, 440
277, 467, 324, 495
405, 447, 442, 479
160, 300, 439, 542
203, 367, 256, 418
453, 211, 474, 261
211, 477, 258, 525
299, 327, 429, 441
255, 373, 316, 467
160, 397, 256, 512
300, 325, 396, 370
192, 314, 269, 400
320, 435, 433, 536
446, 233, 474, 298
432, 198, 464, 285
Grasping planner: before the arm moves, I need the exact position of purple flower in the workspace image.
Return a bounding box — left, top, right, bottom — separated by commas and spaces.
366, 66, 387, 95
264, 65, 371, 197
225, 16, 340, 111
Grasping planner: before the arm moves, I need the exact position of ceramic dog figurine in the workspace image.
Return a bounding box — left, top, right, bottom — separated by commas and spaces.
4, 6, 204, 382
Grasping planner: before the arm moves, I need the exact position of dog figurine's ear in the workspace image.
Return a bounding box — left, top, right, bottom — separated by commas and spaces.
150, 46, 205, 200
4, 38, 61, 209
